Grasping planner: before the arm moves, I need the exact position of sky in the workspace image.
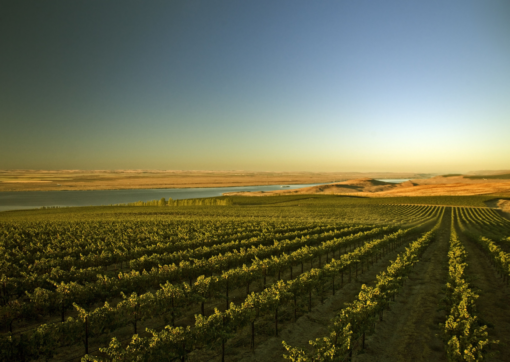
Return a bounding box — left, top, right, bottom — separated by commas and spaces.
1, 0, 509, 173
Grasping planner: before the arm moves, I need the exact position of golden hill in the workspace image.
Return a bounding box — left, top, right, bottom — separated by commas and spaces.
224, 176, 510, 197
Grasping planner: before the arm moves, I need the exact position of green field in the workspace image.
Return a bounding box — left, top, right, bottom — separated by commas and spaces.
1, 196, 509, 362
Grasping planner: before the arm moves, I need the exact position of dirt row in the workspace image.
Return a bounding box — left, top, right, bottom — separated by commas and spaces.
460, 230, 510, 362
230, 229, 441, 361
234, 212, 451, 362
356, 209, 451, 362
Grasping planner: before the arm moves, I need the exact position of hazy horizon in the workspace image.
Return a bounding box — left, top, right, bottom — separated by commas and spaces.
3, 168, 510, 177
2, 1, 509, 173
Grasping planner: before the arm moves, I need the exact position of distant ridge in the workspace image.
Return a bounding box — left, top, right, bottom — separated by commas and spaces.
224, 176, 510, 197
225, 178, 416, 196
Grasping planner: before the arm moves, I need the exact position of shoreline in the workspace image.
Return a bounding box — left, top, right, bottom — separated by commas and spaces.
0, 181, 332, 193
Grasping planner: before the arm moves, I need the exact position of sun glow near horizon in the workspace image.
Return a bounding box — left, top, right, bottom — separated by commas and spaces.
1, 1, 509, 172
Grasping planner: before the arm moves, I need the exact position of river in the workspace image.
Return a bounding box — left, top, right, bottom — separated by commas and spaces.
0, 179, 415, 212
0, 183, 327, 212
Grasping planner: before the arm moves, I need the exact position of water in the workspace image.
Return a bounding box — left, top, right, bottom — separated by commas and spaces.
0, 183, 327, 212
376, 179, 411, 183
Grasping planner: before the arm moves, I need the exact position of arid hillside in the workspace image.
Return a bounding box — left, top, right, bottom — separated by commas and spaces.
0, 170, 427, 192
225, 175, 510, 197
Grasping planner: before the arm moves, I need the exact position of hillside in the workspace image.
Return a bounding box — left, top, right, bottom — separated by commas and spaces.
225, 176, 510, 197
0, 170, 428, 192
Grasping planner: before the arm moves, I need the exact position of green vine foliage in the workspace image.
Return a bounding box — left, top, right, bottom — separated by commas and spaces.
0, 205, 443, 361
441, 209, 499, 362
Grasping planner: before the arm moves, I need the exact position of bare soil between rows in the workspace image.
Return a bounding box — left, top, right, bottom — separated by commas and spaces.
355, 209, 451, 362
231, 215, 450, 362
460, 230, 510, 362
217, 231, 436, 361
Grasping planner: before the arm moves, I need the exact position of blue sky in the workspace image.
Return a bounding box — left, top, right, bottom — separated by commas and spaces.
1, 0, 509, 172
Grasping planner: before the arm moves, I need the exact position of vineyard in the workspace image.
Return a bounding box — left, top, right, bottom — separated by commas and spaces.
0, 196, 509, 361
